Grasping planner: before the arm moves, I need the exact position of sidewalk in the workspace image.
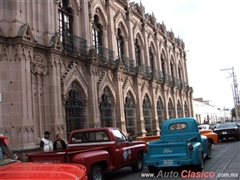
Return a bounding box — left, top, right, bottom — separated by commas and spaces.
216, 142, 240, 180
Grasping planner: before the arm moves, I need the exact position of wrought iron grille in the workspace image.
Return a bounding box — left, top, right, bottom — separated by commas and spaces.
143, 96, 152, 136
168, 99, 174, 119
142, 64, 152, 78
184, 102, 189, 117
155, 69, 164, 83
97, 45, 115, 66
122, 55, 136, 73
175, 78, 182, 88
59, 31, 87, 56
177, 101, 182, 117
124, 94, 137, 139
100, 90, 115, 127
166, 74, 174, 86
65, 88, 86, 138
157, 99, 164, 129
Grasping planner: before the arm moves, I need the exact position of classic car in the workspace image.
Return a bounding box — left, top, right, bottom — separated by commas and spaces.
0, 134, 88, 180
213, 123, 240, 141
199, 129, 218, 147
144, 118, 212, 173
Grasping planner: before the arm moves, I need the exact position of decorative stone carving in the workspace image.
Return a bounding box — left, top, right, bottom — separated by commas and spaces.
31, 53, 48, 75
18, 24, 34, 42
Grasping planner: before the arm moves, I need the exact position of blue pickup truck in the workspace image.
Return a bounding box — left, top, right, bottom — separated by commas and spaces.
144, 117, 211, 173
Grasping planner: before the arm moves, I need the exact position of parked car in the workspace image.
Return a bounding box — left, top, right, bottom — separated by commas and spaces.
199, 129, 218, 147
198, 124, 218, 130
213, 123, 240, 141
28, 127, 147, 180
144, 117, 212, 173
0, 134, 87, 180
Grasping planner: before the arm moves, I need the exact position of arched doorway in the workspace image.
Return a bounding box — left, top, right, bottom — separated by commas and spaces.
100, 88, 115, 127
65, 87, 86, 138
124, 92, 137, 139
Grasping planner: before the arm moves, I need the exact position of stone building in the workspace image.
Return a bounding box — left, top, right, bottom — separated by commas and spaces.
0, 0, 193, 159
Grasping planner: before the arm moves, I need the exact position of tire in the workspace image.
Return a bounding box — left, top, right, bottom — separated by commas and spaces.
194, 154, 203, 172
208, 139, 213, 148
131, 153, 144, 172
205, 141, 212, 159
148, 166, 159, 174
89, 165, 104, 180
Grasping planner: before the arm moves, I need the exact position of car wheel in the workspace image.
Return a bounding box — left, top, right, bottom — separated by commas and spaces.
148, 166, 159, 174
236, 133, 240, 141
206, 142, 212, 159
208, 139, 213, 148
194, 154, 203, 172
89, 165, 104, 180
131, 153, 144, 172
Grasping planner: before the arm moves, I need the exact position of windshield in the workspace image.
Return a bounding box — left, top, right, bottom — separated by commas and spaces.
217, 123, 236, 128
0, 139, 15, 166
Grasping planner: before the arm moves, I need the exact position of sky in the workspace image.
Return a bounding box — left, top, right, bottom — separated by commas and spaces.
131, 0, 240, 109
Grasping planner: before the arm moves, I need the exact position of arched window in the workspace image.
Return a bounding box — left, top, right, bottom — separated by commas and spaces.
184, 102, 189, 117
149, 47, 154, 71
135, 39, 141, 66
168, 99, 174, 119
92, 15, 102, 50
100, 88, 115, 127
124, 93, 137, 139
143, 96, 152, 136
178, 66, 181, 79
157, 98, 164, 129
170, 62, 174, 78
58, 0, 73, 50
177, 101, 182, 117
58, 0, 73, 35
116, 28, 124, 58
65, 85, 86, 138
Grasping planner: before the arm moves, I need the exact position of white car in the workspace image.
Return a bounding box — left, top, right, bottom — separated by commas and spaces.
198, 124, 211, 130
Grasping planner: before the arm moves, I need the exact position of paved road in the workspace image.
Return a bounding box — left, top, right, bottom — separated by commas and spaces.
105, 139, 240, 180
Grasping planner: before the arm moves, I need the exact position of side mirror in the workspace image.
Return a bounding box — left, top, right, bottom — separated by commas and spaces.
128, 137, 133, 143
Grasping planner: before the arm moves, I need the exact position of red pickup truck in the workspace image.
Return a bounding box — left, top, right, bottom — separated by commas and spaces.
28, 127, 147, 180
0, 134, 87, 180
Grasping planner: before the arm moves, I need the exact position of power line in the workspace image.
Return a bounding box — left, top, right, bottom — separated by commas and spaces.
220, 67, 239, 120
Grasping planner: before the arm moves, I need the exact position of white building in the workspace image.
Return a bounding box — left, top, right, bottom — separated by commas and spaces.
193, 98, 231, 124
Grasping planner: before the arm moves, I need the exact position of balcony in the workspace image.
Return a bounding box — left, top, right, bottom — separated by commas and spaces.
59, 31, 87, 56
155, 69, 164, 83
142, 64, 152, 79
97, 45, 116, 66
175, 78, 182, 88
122, 55, 136, 73
165, 74, 174, 86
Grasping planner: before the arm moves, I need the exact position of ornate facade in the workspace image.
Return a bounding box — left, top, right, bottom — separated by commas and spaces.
0, 0, 193, 159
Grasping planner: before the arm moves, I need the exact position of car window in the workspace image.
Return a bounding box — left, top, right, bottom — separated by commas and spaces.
169, 123, 187, 130
112, 129, 127, 142
71, 130, 109, 143
217, 123, 236, 128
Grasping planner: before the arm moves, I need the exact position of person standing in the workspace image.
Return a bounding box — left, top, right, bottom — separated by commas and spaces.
53, 134, 67, 150
40, 131, 53, 152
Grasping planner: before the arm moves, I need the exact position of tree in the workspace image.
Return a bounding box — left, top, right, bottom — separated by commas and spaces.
231, 106, 240, 119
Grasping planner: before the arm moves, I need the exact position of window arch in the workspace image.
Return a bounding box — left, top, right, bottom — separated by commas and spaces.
100, 88, 115, 127
65, 85, 86, 138
184, 101, 189, 117
58, 0, 73, 34
157, 98, 164, 128
177, 101, 182, 117
135, 38, 141, 66
124, 92, 137, 139
116, 28, 124, 58
92, 15, 103, 50
143, 95, 152, 136
168, 99, 174, 119
149, 47, 154, 71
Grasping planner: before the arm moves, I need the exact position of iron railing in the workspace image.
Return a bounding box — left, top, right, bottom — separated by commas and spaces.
59, 31, 87, 56
122, 55, 136, 73
155, 69, 164, 83
142, 64, 152, 78
97, 45, 115, 66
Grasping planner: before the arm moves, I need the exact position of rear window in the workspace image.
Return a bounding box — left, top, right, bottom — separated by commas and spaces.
169, 123, 188, 131
71, 130, 109, 143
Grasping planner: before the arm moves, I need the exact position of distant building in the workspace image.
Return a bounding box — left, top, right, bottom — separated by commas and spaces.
193, 98, 231, 124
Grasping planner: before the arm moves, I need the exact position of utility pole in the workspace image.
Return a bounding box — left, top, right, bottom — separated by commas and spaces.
221, 67, 239, 121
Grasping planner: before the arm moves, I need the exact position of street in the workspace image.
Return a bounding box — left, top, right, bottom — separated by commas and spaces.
105, 139, 240, 180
